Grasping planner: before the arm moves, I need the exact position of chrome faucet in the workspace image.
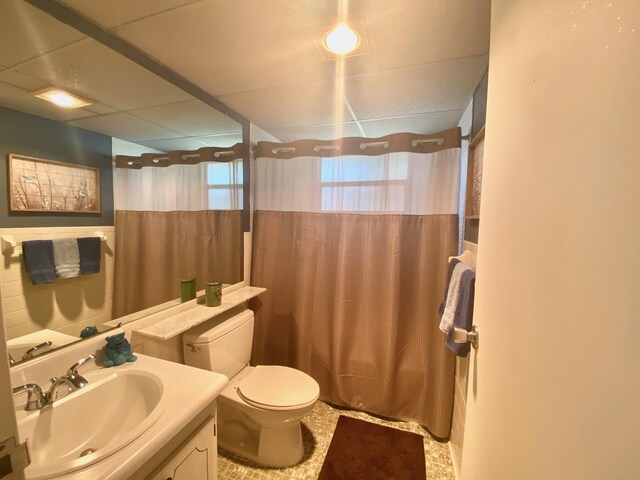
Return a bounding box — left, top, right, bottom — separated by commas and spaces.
22, 341, 53, 361
12, 354, 96, 411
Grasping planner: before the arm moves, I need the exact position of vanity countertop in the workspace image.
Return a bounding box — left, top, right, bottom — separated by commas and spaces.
17, 353, 228, 480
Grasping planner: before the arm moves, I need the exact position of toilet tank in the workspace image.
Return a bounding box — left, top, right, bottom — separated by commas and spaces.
183, 309, 254, 379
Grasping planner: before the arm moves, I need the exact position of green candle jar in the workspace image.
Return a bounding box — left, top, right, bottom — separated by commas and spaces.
180, 278, 196, 302
205, 282, 222, 307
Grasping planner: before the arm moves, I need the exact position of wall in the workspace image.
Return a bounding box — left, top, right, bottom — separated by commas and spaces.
0, 226, 115, 340
0, 299, 19, 478
0, 107, 113, 227
461, 1, 640, 479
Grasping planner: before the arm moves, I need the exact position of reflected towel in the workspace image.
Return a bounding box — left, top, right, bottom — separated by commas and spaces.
77, 237, 101, 274
22, 240, 55, 285
439, 260, 471, 333
52, 238, 80, 278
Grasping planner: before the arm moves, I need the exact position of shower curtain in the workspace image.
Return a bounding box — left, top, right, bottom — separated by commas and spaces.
112, 160, 243, 318
251, 148, 460, 438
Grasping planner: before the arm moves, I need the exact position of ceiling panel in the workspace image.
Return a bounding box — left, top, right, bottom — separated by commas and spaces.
0, 0, 84, 68
365, 0, 491, 70
220, 80, 355, 129
0, 70, 47, 92
17, 39, 192, 111
359, 111, 463, 138
113, 1, 336, 96
0, 82, 96, 122
138, 133, 243, 151
68, 112, 181, 141
61, 0, 202, 28
193, 133, 244, 147
129, 99, 241, 136
266, 123, 363, 143
82, 104, 118, 115
345, 55, 487, 120
136, 137, 209, 152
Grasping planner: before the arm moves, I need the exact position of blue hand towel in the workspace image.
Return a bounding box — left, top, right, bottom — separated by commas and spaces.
22, 240, 55, 285
445, 269, 476, 357
77, 237, 101, 274
52, 238, 80, 278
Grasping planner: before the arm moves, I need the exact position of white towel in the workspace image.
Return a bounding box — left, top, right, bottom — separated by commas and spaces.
439, 262, 471, 333
52, 238, 80, 278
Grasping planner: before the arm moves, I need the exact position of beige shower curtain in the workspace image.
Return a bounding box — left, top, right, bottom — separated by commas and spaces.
251, 210, 458, 438
112, 210, 243, 318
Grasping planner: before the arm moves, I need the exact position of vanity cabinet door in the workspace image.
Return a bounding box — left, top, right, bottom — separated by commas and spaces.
149, 417, 216, 480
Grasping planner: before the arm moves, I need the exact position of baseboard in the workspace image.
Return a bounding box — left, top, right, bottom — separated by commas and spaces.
449, 442, 461, 480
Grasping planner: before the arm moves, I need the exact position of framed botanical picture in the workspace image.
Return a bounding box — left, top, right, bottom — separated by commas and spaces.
7, 153, 101, 213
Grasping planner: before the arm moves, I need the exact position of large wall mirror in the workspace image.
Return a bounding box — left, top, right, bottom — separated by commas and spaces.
0, 0, 249, 366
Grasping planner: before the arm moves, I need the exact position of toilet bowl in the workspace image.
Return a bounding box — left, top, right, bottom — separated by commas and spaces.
183, 310, 319, 467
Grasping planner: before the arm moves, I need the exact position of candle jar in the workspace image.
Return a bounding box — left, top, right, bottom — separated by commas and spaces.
180, 278, 196, 302
205, 282, 222, 307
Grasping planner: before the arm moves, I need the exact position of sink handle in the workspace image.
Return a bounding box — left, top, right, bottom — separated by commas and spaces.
67, 354, 96, 376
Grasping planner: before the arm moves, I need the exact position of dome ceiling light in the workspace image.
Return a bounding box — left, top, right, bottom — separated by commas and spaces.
323, 23, 360, 56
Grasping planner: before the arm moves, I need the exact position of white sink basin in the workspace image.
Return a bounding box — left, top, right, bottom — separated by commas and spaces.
18, 370, 164, 480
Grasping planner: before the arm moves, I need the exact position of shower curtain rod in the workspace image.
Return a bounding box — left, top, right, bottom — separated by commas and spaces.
254, 128, 461, 159
115, 143, 245, 169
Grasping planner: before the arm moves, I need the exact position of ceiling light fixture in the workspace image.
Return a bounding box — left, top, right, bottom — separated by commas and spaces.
33, 88, 92, 109
323, 23, 360, 56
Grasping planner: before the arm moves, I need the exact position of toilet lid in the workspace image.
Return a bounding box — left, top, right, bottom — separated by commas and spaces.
237, 366, 320, 409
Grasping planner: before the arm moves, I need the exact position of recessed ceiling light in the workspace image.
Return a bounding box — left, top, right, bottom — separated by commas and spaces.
323, 23, 360, 56
33, 88, 92, 109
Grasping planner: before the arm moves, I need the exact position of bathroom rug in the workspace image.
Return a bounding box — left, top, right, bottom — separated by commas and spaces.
318, 415, 426, 480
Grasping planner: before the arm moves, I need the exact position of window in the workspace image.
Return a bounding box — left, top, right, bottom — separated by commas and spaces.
207, 160, 243, 210
320, 155, 409, 212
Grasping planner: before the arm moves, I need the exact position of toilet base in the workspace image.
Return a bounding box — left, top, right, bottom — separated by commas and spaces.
218, 399, 305, 467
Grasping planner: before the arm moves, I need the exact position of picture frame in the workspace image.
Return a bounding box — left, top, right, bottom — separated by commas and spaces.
7, 153, 101, 214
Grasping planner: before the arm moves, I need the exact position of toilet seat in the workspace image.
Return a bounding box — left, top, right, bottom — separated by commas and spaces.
237, 365, 319, 410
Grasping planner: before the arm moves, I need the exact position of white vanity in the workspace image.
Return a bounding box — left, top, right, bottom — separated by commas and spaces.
10, 329, 228, 480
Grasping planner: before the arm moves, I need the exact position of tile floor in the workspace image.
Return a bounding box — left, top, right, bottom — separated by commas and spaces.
218, 401, 456, 480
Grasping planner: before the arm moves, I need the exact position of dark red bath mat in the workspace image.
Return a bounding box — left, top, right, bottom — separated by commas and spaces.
318, 415, 426, 480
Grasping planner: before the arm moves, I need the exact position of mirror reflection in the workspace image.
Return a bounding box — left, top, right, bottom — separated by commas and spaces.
0, 0, 245, 365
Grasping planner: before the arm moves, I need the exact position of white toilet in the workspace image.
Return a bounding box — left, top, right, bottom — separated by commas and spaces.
183, 309, 319, 467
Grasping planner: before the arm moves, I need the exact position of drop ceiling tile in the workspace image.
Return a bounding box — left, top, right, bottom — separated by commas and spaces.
219, 80, 355, 130
0, 70, 47, 92
322, 53, 382, 79
266, 123, 363, 143
0, 82, 95, 122
136, 137, 211, 152
365, 0, 491, 70
130, 99, 241, 137
139, 134, 242, 151
193, 134, 244, 148
114, 1, 334, 96
0, 0, 84, 68
345, 55, 488, 120
82, 104, 118, 115
61, 0, 201, 28
68, 112, 180, 141
359, 111, 463, 138
17, 39, 192, 111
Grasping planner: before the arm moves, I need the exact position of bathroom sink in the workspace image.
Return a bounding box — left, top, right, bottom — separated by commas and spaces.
17, 370, 164, 480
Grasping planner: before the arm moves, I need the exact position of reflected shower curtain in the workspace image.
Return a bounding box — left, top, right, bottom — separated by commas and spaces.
251, 151, 460, 438
113, 161, 243, 318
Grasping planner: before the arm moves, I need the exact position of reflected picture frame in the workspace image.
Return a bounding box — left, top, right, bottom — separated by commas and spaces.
7, 153, 101, 214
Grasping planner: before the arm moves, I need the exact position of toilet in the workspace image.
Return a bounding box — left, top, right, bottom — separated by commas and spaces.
183, 310, 319, 467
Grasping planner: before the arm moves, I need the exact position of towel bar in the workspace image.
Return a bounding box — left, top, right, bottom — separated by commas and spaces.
0, 233, 108, 256
453, 325, 479, 350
